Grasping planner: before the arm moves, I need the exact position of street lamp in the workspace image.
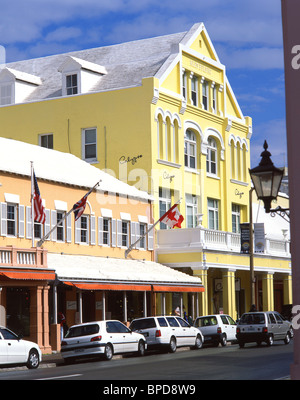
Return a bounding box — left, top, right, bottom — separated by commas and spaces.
249, 141, 287, 218
248, 141, 287, 307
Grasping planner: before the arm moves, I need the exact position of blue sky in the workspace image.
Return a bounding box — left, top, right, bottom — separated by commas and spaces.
0, 0, 286, 167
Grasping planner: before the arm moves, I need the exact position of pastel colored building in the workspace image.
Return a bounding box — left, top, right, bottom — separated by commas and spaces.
0, 138, 203, 352
0, 22, 291, 323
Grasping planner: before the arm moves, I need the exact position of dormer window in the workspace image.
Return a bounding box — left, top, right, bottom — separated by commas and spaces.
0, 83, 13, 105
0, 67, 41, 105
66, 73, 78, 95
59, 56, 107, 97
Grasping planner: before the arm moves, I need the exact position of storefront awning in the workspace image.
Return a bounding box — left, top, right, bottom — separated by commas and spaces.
152, 285, 205, 293
63, 281, 152, 291
48, 253, 204, 293
0, 268, 56, 281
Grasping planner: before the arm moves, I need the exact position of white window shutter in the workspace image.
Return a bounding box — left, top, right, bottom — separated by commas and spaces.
75, 218, 80, 244
131, 221, 136, 248
90, 215, 96, 245
0, 202, 7, 237
45, 209, 50, 240
51, 210, 57, 241
98, 217, 103, 245
66, 213, 72, 243
111, 219, 116, 247
26, 206, 32, 239
18, 205, 25, 238
117, 219, 122, 247
135, 222, 140, 249
147, 224, 154, 250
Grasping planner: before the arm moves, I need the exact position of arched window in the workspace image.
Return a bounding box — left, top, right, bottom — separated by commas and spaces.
206, 137, 217, 175
184, 130, 197, 169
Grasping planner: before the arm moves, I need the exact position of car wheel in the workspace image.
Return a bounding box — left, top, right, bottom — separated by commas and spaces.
194, 334, 203, 349
169, 337, 177, 353
104, 343, 113, 360
220, 334, 227, 347
138, 340, 145, 356
26, 349, 40, 369
266, 335, 274, 346
284, 332, 291, 345
238, 342, 245, 348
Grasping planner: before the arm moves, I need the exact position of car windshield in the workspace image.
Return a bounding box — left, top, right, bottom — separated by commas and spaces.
239, 313, 265, 325
130, 318, 156, 330
194, 316, 217, 327
65, 323, 99, 338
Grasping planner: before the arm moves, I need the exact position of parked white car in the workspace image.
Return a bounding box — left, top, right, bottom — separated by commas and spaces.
194, 314, 237, 346
61, 320, 147, 363
0, 326, 42, 369
130, 315, 204, 352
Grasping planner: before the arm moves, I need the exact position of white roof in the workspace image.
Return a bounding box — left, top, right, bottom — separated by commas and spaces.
48, 252, 202, 286
0, 137, 152, 201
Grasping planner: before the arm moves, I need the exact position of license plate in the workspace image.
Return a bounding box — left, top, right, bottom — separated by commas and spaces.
248, 327, 255, 331
75, 348, 84, 353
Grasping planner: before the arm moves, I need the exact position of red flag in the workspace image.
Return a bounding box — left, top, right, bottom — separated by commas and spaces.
159, 204, 184, 228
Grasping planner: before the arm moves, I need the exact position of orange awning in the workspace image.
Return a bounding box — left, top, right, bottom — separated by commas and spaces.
63, 281, 204, 293
152, 285, 205, 293
63, 282, 152, 291
0, 269, 56, 281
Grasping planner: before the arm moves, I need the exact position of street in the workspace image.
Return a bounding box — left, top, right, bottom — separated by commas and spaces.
0, 341, 293, 382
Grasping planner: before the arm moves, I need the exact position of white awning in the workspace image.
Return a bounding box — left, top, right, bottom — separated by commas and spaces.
47, 253, 203, 292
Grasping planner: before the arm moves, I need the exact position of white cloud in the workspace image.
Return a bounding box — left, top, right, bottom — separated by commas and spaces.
45, 27, 82, 43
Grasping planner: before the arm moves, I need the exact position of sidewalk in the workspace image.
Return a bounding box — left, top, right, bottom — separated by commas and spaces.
41, 352, 63, 367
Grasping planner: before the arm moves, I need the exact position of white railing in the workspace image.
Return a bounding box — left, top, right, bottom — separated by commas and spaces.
156, 227, 290, 257
0, 246, 47, 267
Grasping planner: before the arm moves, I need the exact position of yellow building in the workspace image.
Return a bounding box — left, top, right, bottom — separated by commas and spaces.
0, 23, 291, 321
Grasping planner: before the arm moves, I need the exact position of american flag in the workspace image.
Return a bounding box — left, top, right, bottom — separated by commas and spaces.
33, 172, 46, 224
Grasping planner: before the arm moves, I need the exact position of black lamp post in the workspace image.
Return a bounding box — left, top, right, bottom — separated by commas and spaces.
249, 141, 287, 218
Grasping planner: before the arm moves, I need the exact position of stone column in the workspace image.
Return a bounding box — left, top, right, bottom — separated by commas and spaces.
222, 269, 237, 319
262, 273, 274, 311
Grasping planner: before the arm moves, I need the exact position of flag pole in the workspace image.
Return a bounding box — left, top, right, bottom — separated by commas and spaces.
36, 180, 101, 247
30, 161, 35, 247
125, 199, 181, 259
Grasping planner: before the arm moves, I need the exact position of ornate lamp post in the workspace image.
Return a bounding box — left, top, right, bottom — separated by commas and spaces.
249, 141, 287, 218
248, 141, 287, 307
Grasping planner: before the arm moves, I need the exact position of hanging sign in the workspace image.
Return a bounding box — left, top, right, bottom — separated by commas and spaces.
240, 223, 250, 254
254, 223, 265, 253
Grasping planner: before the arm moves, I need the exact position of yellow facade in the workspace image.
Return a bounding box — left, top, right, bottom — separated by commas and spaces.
0, 23, 292, 321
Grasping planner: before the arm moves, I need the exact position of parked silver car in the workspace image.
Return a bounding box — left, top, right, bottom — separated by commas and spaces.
194, 314, 237, 346
130, 315, 203, 352
236, 311, 292, 347
61, 320, 147, 363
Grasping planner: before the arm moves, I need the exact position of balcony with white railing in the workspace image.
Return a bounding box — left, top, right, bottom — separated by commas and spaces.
156, 227, 290, 258
0, 246, 48, 267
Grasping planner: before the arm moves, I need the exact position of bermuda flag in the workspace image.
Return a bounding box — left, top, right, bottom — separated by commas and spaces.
33, 172, 46, 224
159, 203, 184, 228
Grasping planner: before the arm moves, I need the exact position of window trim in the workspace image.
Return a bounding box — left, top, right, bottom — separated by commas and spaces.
82, 127, 97, 162
206, 137, 218, 176
208, 198, 219, 231
184, 129, 197, 170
